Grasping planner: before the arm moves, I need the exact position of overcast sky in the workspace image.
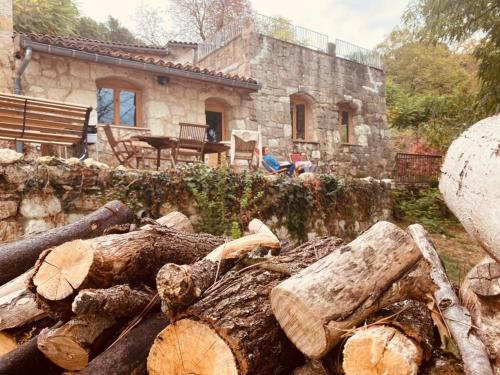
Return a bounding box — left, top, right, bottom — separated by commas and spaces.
77, 0, 409, 49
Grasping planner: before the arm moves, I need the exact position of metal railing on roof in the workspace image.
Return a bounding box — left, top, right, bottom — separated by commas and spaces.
335, 38, 382, 69
198, 21, 244, 60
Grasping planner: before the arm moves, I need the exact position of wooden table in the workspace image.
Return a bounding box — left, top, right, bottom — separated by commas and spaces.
131, 135, 176, 170
203, 141, 230, 165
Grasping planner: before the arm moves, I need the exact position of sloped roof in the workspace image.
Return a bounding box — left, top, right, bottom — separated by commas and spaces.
18, 34, 259, 89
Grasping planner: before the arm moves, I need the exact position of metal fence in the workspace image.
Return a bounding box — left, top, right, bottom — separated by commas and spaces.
335, 39, 382, 70
198, 21, 244, 60
253, 13, 329, 53
394, 153, 442, 185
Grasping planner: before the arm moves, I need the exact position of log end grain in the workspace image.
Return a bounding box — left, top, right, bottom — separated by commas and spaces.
37, 328, 89, 371
342, 325, 423, 375
33, 240, 93, 301
0, 332, 18, 356
147, 319, 238, 375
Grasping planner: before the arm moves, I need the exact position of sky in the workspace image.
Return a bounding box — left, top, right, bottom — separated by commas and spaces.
77, 0, 410, 49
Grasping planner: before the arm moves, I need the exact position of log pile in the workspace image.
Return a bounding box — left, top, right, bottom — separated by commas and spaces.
1, 116, 499, 375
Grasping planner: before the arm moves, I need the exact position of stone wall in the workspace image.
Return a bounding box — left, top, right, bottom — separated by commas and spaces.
199, 31, 392, 178
0, 151, 393, 243
0, 0, 13, 92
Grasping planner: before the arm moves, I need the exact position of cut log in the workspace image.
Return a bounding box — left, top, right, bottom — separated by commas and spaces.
270, 221, 430, 358
0, 200, 134, 285
292, 360, 330, 375
81, 313, 169, 375
0, 271, 45, 330
439, 114, 500, 262
147, 236, 344, 375
0, 336, 60, 375
157, 232, 280, 314
28, 226, 226, 317
37, 285, 154, 371
248, 218, 279, 241
156, 211, 193, 232
460, 258, 500, 373
408, 224, 494, 375
342, 325, 423, 375
0, 317, 54, 357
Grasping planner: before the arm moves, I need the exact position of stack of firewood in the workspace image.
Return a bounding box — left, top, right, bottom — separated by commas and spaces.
0, 115, 499, 375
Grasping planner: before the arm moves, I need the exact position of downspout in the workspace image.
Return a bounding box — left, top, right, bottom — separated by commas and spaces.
13, 47, 32, 153
14, 47, 32, 94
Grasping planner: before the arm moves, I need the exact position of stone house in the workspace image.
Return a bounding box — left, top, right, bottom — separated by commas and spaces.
0, 0, 391, 177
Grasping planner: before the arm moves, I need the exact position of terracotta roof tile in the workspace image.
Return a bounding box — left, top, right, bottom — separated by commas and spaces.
21, 33, 258, 85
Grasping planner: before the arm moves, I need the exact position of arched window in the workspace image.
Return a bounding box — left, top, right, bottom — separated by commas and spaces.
96, 78, 142, 126
290, 93, 313, 141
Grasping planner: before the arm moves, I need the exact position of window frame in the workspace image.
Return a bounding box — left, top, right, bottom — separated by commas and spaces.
337, 106, 354, 145
96, 78, 143, 127
290, 97, 309, 141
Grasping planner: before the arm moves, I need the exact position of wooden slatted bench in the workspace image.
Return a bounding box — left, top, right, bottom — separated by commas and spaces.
0, 93, 92, 158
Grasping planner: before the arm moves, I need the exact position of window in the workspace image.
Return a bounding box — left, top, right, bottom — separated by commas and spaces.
338, 107, 353, 144
96, 79, 142, 126
290, 97, 308, 141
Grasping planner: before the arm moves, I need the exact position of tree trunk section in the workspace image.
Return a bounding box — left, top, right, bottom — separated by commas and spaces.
460, 257, 500, 373
270, 221, 430, 358
439, 115, 500, 262
408, 224, 494, 375
147, 236, 344, 375
36, 285, 155, 370
156, 232, 280, 315
0, 336, 60, 375
81, 313, 169, 375
0, 200, 134, 285
156, 211, 193, 232
29, 227, 225, 317
342, 325, 423, 375
292, 360, 330, 375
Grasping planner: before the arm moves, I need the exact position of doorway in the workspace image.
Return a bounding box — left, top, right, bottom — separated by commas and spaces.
205, 99, 227, 142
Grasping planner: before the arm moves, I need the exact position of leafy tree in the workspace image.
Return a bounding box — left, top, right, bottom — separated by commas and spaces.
14, 0, 79, 35
404, 0, 500, 114
103, 16, 138, 44
75, 17, 109, 40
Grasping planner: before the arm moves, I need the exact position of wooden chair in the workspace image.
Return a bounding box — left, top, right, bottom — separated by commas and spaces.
0, 92, 92, 158
233, 135, 256, 167
102, 124, 141, 168
172, 123, 208, 164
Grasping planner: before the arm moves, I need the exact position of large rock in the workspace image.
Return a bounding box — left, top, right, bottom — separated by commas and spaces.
20, 195, 62, 219
439, 114, 500, 262
0, 201, 18, 220
0, 149, 23, 165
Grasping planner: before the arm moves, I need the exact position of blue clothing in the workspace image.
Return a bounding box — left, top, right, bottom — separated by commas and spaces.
263, 154, 295, 176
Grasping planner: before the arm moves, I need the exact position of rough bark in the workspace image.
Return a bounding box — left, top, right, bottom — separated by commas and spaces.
37, 285, 154, 371
0, 317, 54, 357
408, 224, 494, 375
80, 313, 169, 375
460, 258, 500, 374
0, 200, 134, 285
342, 325, 423, 375
0, 336, 60, 375
270, 221, 431, 358
0, 271, 45, 330
156, 232, 280, 315
28, 226, 225, 317
147, 236, 344, 375
439, 114, 500, 262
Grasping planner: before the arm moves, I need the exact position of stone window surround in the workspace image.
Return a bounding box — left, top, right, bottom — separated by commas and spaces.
290, 92, 315, 142
96, 77, 143, 127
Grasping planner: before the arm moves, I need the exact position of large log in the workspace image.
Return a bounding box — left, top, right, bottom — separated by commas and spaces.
342, 325, 423, 375
147, 236, 344, 375
0, 200, 134, 285
37, 285, 154, 370
269, 221, 430, 358
29, 226, 225, 317
439, 114, 500, 262
460, 258, 500, 373
156, 230, 280, 314
156, 211, 194, 232
408, 224, 493, 375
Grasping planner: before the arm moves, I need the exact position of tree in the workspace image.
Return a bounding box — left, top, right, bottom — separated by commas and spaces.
133, 3, 170, 46
104, 16, 138, 44
75, 17, 109, 41
404, 0, 500, 114
14, 0, 79, 36
167, 0, 252, 42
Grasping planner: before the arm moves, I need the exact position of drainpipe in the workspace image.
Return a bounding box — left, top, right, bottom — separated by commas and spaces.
13, 47, 32, 153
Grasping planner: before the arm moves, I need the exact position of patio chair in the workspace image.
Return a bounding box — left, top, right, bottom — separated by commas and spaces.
262, 158, 290, 175
102, 124, 141, 168
172, 123, 208, 164
233, 135, 257, 167
289, 152, 315, 174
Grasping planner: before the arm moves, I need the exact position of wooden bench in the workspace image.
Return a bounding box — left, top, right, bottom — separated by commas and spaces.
0, 93, 92, 158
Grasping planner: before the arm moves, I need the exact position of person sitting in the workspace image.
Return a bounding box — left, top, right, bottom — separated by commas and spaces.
262, 146, 295, 176
290, 152, 316, 173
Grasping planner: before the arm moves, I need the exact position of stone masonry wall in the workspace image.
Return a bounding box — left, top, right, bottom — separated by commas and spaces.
0, 151, 393, 243
0, 0, 14, 92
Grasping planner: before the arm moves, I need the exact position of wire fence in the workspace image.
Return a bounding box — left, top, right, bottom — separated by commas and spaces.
335, 39, 382, 69
394, 153, 442, 185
